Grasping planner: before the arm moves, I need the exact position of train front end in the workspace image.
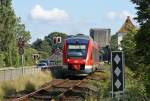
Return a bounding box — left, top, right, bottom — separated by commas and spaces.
63, 36, 95, 76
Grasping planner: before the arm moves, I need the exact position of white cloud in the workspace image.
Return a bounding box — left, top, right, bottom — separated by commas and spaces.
30, 5, 70, 22
107, 10, 135, 20
107, 11, 117, 20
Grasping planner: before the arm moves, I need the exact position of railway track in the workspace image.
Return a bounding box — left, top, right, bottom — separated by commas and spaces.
13, 64, 106, 101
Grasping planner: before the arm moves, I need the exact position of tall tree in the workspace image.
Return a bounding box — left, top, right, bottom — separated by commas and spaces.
122, 28, 138, 70
16, 17, 31, 43
45, 32, 67, 52
0, 0, 31, 67
32, 39, 43, 51
131, 0, 150, 96
110, 34, 118, 51
0, 0, 18, 66
32, 39, 51, 59
32, 39, 51, 53
131, 0, 150, 65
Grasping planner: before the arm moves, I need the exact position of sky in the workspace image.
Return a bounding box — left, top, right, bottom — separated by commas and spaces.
12, 0, 137, 43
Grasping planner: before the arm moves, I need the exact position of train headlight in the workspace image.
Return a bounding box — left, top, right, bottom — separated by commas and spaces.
67, 59, 69, 62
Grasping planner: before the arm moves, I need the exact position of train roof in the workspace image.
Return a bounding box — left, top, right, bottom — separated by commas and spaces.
67, 34, 90, 40
66, 34, 90, 44
66, 34, 99, 50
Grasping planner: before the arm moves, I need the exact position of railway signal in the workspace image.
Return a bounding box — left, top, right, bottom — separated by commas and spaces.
18, 37, 25, 66
111, 51, 124, 99
18, 38, 25, 47
18, 47, 24, 55
33, 53, 40, 64
18, 37, 25, 55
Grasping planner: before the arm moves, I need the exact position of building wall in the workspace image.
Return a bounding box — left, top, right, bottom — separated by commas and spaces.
90, 29, 111, 48
117, 32, 127, 50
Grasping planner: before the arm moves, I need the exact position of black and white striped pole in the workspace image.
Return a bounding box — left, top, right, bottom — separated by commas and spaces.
111, 51, 125, 100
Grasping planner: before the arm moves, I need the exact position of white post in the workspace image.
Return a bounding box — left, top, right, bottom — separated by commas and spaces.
22, 54, 24, 66
21, 54, 24, 75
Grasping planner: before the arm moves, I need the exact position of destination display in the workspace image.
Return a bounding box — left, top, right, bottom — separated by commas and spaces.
68, 45, 86, 49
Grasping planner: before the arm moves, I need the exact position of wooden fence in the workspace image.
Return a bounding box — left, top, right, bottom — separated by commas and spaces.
0, 67, 41, 81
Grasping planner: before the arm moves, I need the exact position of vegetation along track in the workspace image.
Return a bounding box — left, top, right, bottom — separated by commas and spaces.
14, 64, 106, 101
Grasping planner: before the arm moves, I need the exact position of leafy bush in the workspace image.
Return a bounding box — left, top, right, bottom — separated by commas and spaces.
24, 48, 37, 66
89, 68, 111, 100
40, 51, 49, 59
89, 66, 148, 100
144, 65, 150, 98
111, 34, 118, 51
122, 28, 138, 71
124, 67, 148, 100
1, 83, 17, 97
24, 82, 35, 94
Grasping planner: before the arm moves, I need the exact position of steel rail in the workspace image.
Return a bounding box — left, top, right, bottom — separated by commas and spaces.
14, 64, 105, 101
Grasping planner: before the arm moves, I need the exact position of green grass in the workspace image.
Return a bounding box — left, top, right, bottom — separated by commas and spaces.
0, 64, 148, 101
88, 64, 148, 101
0, 71, 52, 100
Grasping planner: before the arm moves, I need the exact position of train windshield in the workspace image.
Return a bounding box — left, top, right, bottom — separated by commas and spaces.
67, 45, 87, 58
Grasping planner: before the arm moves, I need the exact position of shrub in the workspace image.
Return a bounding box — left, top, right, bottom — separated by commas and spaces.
125, 67, 148, 101
89, 66, 148, 100
144, 65, 150, 98
1, 83, 17, 97
24, 82, 35, 94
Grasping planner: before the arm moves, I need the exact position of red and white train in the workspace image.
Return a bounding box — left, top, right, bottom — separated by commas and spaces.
63, 34, 99, 76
